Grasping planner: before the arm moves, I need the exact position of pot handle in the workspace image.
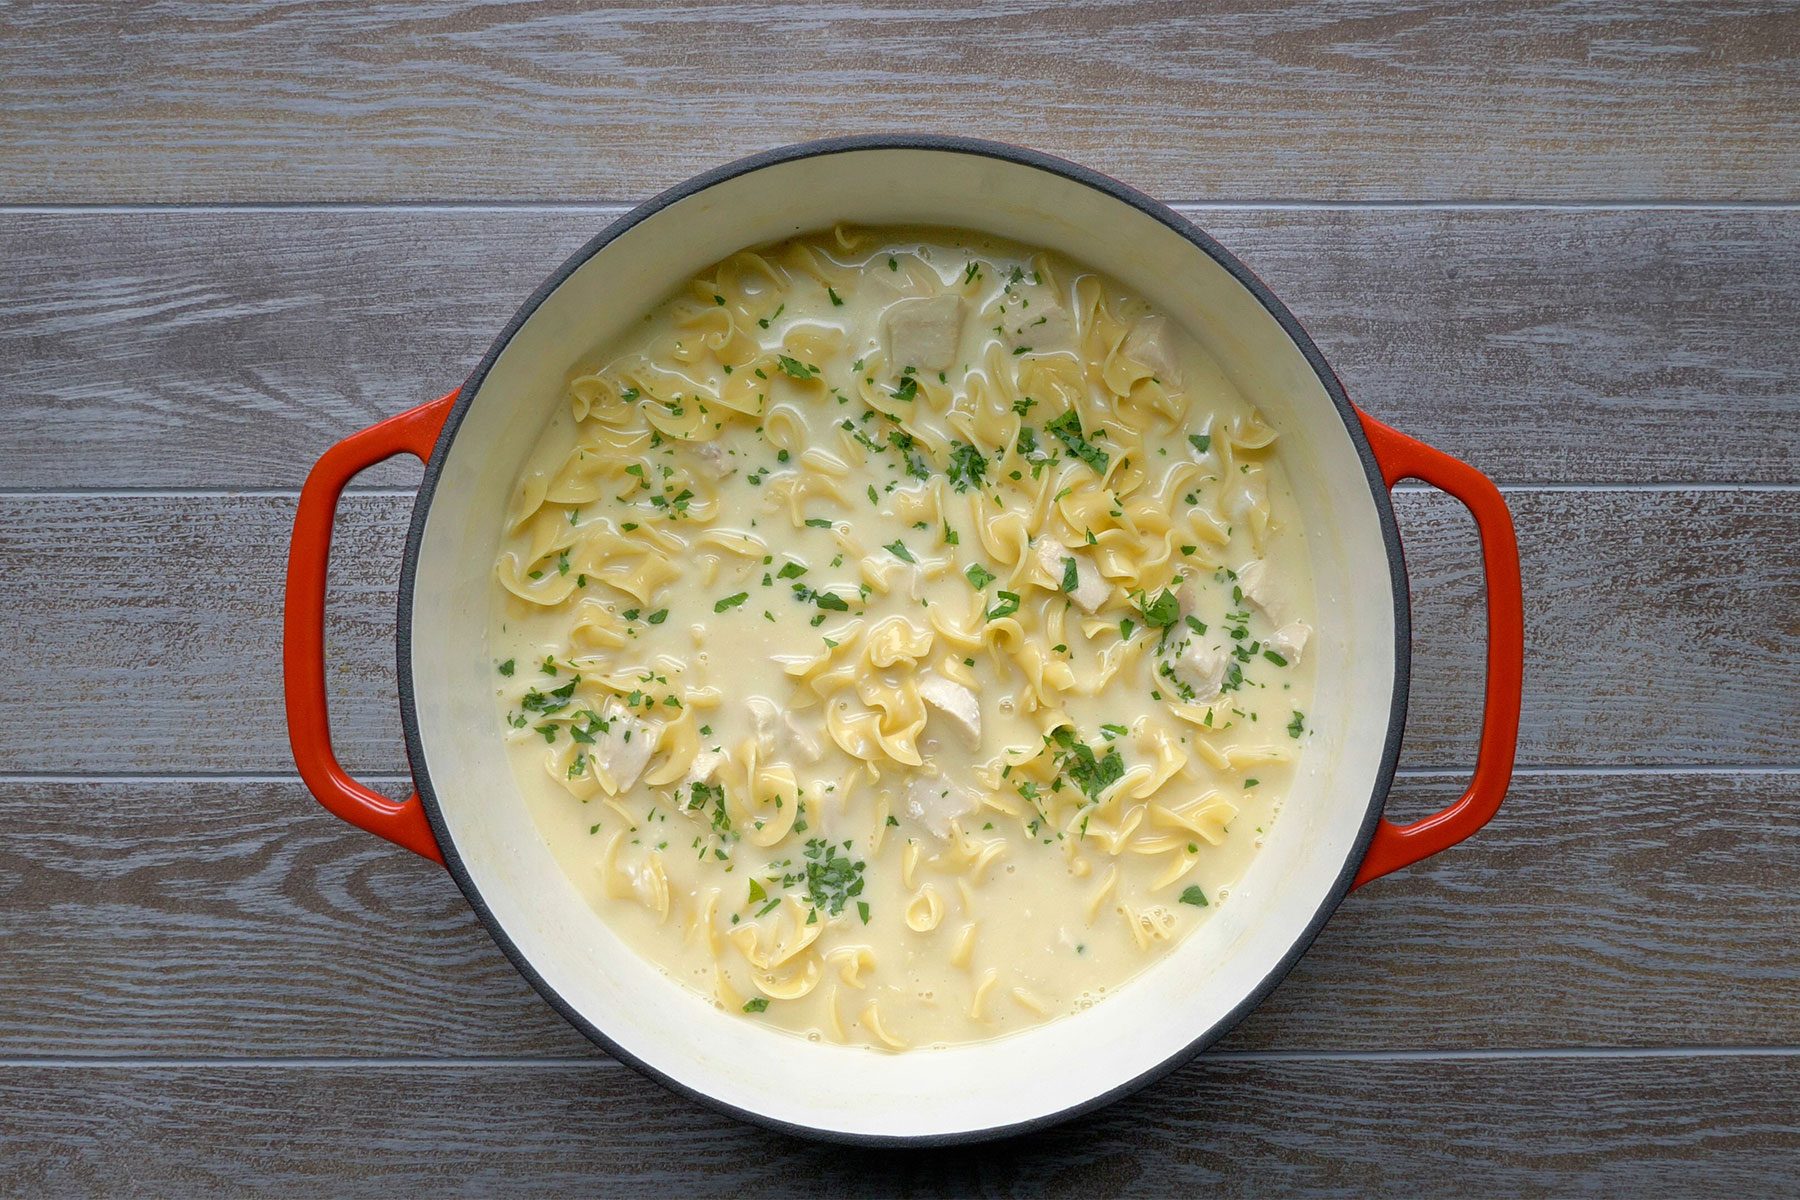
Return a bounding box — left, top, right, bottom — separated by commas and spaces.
1352, 410, 1523, 888
283, 393, 458, 865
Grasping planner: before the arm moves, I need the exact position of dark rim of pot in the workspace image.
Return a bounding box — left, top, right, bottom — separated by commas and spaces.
395, 133, 1411, 1148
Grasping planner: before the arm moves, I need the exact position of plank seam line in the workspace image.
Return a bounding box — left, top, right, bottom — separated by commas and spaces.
4, 484, 1796, 499
1, 201, 1797, 215
0, 1047, 1792, 1070
1, 766, 1794, 786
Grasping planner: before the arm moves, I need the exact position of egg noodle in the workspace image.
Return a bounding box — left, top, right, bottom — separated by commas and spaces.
489, 226, 1315, 1050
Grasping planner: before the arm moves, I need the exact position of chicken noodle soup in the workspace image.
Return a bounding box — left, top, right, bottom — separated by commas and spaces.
490, 226, 1315, 1050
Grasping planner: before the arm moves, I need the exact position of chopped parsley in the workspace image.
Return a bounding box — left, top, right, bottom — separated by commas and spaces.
1137, 588, 1181, 629
713, 592, 749, 613
569, 710, 607, 744
1059, 556, 1079, 593
1188, 434, 1212, 454
497, 659, 515, 677
777, 355, 818, 380
945, 441, 988, 492
1179, 886, 1209, 907
803, 837, 866, 916
1051, 727, 1126, 800
965, 563, 997, 589
1288, 711, 1306, 738
685, 779, 734, 839
884, 540, 916, 563
985, 590, 1021, 620
888, 429, 932, 480
742, 997, 770, 1013
1046, 409, 1110, 475
520, 675, 579, 715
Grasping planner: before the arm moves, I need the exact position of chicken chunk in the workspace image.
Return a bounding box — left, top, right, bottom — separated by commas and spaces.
1032, 537, 1110, 613
1172, 643, 1226, 704
883, 295, 965, 371
1121, 315, 1181, 384
783, 708, 826, 764
682, 747, 725, 792
747, 695, 824, 763
1067, 564, 1110, 614
1175, 570, 1206, 616
693, 440, 736, 480
1236, 559, 1275, 613
917, 673, 981, 748
592, 700, 654, 795
904, 771, 979, 839
748, 696, 781, 757
1264, 620, 1312, 666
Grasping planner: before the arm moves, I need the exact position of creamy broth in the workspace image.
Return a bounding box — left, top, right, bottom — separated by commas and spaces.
489, 226, 1315, 1051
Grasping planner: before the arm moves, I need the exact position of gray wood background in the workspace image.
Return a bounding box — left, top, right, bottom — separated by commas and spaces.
1, 1, 1795, 1195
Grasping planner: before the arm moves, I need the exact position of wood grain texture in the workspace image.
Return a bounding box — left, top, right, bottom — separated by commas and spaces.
1, 488, 1794, 775
0, 773, 1792, 1059
3, 1055, 1794, 1196
2, 0, 1794, 1187
1, 206, 1796, 489
2, 1, 1797, 203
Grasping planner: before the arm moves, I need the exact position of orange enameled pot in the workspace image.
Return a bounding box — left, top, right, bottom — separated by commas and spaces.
284, 137, 1523, 1144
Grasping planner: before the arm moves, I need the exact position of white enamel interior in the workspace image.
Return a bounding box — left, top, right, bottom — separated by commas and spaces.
405, 147, 1398, 1140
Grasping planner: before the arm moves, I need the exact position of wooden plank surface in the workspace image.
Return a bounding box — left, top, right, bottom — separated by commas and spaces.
3, 1054, 1793, 1196
2, 206, 1796, 490
4, 1, 1797, 1187
1, 488, 1793, 775
0, 772, 1792, 1059
2, 1, 1797, 204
